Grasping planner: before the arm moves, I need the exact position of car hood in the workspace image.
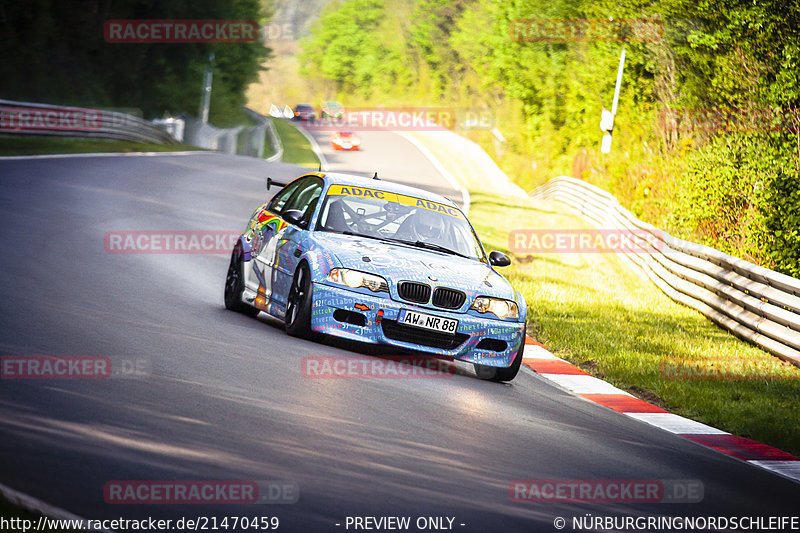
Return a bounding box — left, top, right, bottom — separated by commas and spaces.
315, 232, 516, 301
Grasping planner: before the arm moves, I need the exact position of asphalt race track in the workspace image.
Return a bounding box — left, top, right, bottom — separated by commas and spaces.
1, 147, 799, 532
297, 123, 467, 208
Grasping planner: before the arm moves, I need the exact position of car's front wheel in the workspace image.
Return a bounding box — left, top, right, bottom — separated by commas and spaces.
474, 325, 526, 382
224, 242, 260, 317
285, 262, 314, 338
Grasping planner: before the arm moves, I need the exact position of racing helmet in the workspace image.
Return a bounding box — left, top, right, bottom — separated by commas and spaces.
410, 209, 445, 241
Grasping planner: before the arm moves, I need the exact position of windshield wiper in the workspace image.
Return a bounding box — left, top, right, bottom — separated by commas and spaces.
372, 236, 468, 258
325, 229, 396, 243
406, 240, 468, 258
325, 230, 471, 259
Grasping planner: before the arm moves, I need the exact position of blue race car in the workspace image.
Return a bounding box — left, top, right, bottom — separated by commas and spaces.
224, 172, 527, 381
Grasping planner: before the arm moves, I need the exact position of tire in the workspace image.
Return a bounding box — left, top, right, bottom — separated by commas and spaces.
224, 242, 260, 317
285, 262, 314, 338
474, 324, 526, 383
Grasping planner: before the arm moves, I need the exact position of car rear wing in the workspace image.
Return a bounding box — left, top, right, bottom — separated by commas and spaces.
267, 177, 287, 191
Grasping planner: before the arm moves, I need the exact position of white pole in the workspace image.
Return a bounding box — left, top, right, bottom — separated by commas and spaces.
601, 48, 626, 154
200, 53, 214, 124
611, 48, 626, 116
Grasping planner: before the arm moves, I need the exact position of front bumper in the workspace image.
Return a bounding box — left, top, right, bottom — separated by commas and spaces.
311, 282, 525, 367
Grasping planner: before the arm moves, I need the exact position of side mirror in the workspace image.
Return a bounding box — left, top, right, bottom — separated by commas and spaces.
489, 251, 511, 267
283, 209, 307, 228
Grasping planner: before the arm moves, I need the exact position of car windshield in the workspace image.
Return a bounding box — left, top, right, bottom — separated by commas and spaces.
315, 184, 486, 262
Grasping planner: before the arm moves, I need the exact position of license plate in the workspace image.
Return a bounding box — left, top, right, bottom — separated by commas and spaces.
397, 309, 458, 335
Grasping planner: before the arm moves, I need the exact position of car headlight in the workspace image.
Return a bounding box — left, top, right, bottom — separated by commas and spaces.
470, 297, 518, 319
326, 268, 388, 292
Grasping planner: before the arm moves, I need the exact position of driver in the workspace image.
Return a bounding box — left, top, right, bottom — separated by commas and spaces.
406, 208, 445, 242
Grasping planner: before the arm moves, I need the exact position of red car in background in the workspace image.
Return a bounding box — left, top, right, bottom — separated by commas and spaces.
331, 131, 361, 151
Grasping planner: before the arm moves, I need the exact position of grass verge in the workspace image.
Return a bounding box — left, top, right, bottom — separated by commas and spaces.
0, 135, 202, 156
270, 118, 320, 168
467, 191, 800, 457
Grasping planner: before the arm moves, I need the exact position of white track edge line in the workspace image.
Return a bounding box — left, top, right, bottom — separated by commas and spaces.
292, 123, 329, 171
395, 130, 471, 216
523, 344, 800, 484
747, 460, 800, 483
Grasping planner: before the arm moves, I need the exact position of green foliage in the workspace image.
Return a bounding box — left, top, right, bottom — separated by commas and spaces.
299, 0, 800, 276
407, 0, 474, 99
299, 0, 405, 97
0, 0, 271, 120
754, 140, 800, 278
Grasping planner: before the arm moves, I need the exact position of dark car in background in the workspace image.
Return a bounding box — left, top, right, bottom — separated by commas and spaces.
293, 103, 317, 121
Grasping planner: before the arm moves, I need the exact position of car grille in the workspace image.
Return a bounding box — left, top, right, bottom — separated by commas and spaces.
381, 319, 469, 350
397, 281, 431, 304
432, 287, 466, 309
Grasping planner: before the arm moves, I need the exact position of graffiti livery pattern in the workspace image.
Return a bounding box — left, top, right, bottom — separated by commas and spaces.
227, 172, 527, 373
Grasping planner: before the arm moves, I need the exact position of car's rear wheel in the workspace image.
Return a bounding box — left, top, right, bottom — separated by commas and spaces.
224, 242, 260, 317
285, 262, 313, 338
474, 324, 526, 382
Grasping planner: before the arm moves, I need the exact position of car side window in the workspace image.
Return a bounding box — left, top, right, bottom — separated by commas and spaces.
267, 180, 303, 215
284, 178, 323, 225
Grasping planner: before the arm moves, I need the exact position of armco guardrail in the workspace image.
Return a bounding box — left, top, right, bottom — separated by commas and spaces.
0, 100, 281, 159
530, 176, 800, 367
184, 118, 242, 154
183, 108, 279, 159
243, 107, 282, 161
0, 98, 176, 144
241, 108, 267, 158
263, 114, 283, 162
